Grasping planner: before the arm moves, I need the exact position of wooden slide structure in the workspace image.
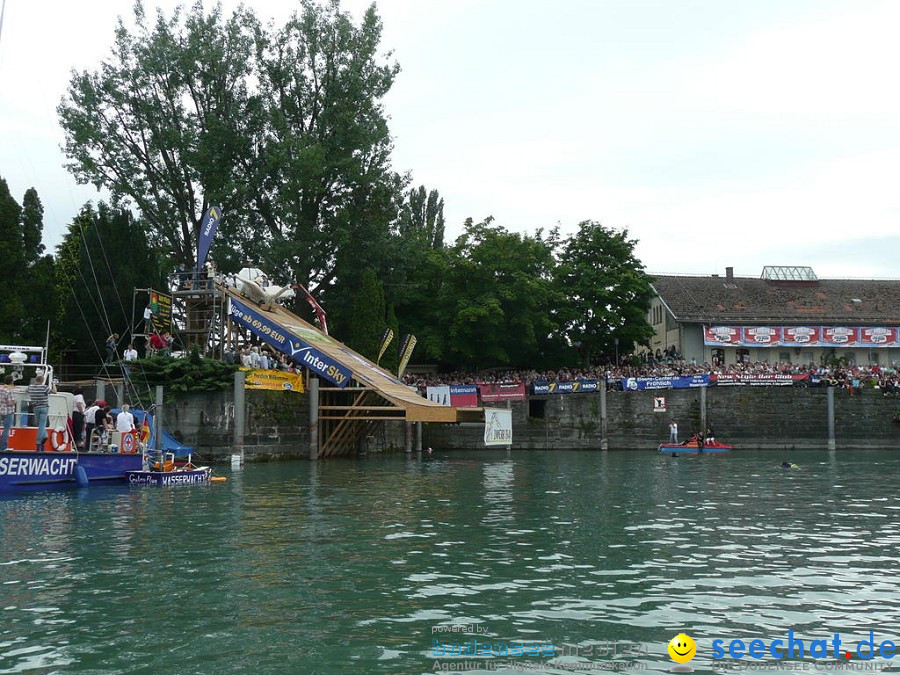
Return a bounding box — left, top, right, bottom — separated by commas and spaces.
220, 285, 483, 456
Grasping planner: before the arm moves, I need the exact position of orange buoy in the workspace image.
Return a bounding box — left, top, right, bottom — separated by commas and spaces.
210, 476, 227, 482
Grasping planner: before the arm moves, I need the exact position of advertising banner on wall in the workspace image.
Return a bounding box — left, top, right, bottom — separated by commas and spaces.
860, 327, 897, 345
478, 383, 527, 402
243, 369, 305, 392
704, 325, 742, 345
782, 326, 821, 345
483, 408, 512, 446
710, 373, 805, 386
450, 385, 479, 407
531, 379, 601, 395
622, 375, 709, 390
705, 325, 899, 348
426, 386, 451, 406
742, 326, 782, 346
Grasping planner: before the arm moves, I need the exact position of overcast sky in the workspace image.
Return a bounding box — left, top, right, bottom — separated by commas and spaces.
2, 0, 899, 279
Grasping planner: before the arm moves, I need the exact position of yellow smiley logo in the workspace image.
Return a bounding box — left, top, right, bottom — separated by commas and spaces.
668, 633, 696, 663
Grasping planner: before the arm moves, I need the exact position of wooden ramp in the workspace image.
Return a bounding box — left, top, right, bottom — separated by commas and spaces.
222, 286, 482, 455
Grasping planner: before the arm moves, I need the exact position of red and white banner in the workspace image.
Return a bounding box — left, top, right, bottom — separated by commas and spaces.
705, 326, 742, 345
478, 383, 526, 402
705, 325, 898, 348
860, 327, 897, 345
743, 326, 782, 346
782, 326, 820, 344
821, 327, 859, 346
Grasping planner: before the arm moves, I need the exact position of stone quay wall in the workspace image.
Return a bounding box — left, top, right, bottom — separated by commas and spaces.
420, 387, 900, 452
83, 386, 900, 461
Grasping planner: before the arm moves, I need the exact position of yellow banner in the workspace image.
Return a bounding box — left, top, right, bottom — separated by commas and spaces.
243, 368, 305, 393
397, 334, 417, 378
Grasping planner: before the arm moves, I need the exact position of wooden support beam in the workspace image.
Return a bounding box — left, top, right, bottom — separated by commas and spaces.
319, 415, 407, 421
319, 405, 405, 411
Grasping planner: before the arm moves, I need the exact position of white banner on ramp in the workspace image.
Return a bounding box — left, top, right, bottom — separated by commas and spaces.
484, 408, 512, 446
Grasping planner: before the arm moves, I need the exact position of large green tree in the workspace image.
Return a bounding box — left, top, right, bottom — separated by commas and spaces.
58, 0, 403, 314
384, 185, 449, 363
254, 1, 402, 291
435, 218, 562, 370
58, 2, 260, 268
345, 267, 386, 360
554, 221, 654, 364
55, 203, 166, 370
18, 188, 57, 346
0, 178, 24, 341
21, 188, 45, 266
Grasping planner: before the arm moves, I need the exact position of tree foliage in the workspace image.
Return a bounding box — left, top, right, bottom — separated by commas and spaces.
55, 203, 166, 367
345, 267, 386, 360
128, 349, 238, 402
58, 2, 260, 267
437, 218, 561, 369
0, 178, 24, 342
53, 3, 658, 376
58, 0, 402, 313
21, 188, 45, 265
554, 220, 655, 363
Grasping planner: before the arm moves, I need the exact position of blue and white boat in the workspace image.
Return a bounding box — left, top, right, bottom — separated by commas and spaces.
0, 345, 144, 492
125, 454, 211, 486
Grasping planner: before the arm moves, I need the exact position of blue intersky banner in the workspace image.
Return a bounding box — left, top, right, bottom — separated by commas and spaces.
622, 375, 709, 390
197, 205, 223, 270
229, 298, 352, 387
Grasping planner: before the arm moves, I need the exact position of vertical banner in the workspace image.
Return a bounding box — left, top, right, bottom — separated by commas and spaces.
197, 205, 223, 270
376, 328, 394, 364
484, 408, 512, 446
397, 334, 417, 378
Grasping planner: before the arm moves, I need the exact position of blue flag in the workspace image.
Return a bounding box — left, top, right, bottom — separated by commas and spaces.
197, 205, 223, 269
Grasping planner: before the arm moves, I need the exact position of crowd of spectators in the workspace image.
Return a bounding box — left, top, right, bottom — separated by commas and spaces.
402, 355, 900, 397
215, 340, 900, 397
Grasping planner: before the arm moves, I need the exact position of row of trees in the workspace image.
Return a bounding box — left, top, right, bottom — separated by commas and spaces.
0, 172, 653, 371
0, 1, 656, 372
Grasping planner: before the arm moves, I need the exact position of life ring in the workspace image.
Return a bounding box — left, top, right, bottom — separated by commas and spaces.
50, 428, 68, 451
121, 432, 136, 454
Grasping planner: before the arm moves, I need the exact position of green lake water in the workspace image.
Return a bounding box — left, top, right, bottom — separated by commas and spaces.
2, 449, 900, 674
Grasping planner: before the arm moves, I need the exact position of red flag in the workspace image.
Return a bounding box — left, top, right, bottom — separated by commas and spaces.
140, 417, 151, 444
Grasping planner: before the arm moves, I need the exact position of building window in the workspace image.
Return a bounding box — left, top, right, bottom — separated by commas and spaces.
711, 348, 724, 366
778, 352, 790, 363
736, 349, 750, 365
869, 351, 880, 365
844, 351, 856, 366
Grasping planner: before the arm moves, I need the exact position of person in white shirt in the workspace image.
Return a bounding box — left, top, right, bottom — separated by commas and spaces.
123, 344, 138, 362
73, 387, 87, 448
116, 404, 135, 433
84, 402, 100, 452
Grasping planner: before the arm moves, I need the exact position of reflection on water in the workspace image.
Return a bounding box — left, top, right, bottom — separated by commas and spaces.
1, 449, 899, 673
